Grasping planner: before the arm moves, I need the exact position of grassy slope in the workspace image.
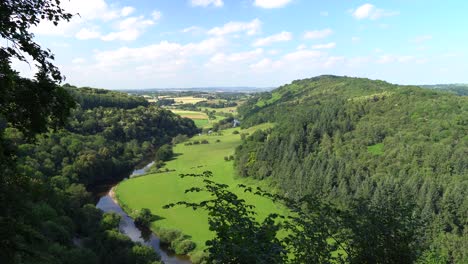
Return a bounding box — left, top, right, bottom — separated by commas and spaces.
169, 109, 223, 128
115, 123, 285, 253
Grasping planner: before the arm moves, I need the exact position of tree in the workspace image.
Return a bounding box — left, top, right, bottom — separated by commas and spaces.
1, 1, 75, 261
134, 208, 153, 228
165, 171, 286, 264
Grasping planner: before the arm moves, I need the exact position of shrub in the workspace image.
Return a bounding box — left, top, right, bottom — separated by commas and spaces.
134, 208, 153, 228
193, 140, 200, 145
201, 139, 209, 144
184, 142, 193, 146
232, 130, 240, 135
172, 239, 196, 255
229, 155, 234, 161
156, 144, 173, 161
158, 229, 183, 245
224, 156, 229, 161
172, 134, 189, 144
216, 139, 221, 143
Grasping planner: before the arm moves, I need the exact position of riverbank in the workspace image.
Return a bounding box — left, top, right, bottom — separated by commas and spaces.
97, 185, 192, 264
115, 123, 288, 257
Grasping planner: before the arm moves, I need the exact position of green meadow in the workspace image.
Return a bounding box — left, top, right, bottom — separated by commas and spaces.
115, 123, 286, 255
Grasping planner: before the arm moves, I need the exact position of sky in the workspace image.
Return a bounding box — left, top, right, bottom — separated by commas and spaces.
9, 0, 468, 89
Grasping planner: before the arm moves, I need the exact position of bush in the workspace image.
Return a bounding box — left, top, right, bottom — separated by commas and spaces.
215, 139, 221, 143
229, 155, 234, 161
201, 139, 209, 144
101, 212, 121, 230
158, 228, 183, 245
134, 208, 153, 228
156, 144, 173, 161
193, 140, 200, 145
232, 130, 240, 135
184, 142, 193, 146
172, 239, 196, 255
172, 134, 189, 145
224, 156, 229, 161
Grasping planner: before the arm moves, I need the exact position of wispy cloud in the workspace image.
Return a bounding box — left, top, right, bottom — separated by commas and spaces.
254, 0, 293, 9
312, 42, 336, 49
303, 28, 333, 39
253, 31, 292, 47
208, 19, 261, 36
191, 0, 223, 7
351, 3, 399, 20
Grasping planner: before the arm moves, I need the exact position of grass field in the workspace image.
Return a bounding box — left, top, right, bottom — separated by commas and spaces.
171, 96, 206, 104
115, 123, 286, 255
170, 109, 224, 128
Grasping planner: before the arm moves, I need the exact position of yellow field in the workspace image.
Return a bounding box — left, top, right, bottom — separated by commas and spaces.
171, 96, 206, 104
169, 110, 208, 120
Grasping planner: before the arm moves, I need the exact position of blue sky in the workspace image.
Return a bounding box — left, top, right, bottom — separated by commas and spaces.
11, 0, 468, 89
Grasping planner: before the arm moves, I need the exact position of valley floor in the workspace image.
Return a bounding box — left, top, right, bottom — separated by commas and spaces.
115, 123, 286, 256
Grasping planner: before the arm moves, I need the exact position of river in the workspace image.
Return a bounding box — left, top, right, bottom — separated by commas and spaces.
95, 161, 192, 264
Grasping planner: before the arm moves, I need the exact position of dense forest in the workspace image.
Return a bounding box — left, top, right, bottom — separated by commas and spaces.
420, 84, 468, 96
2, 75, 198, 263
64, 84, 149, 109
235, 76, 467, 263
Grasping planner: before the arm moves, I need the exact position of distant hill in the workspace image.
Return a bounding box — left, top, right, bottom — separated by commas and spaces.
119, 86, 273, 94
236, 75, 467, 262
63, 84, 149, 109
420, 84, 468, 96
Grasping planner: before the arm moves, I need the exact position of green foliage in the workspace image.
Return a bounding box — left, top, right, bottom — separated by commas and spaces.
65, 85, 149, 109
165, 172, 286, 264
367, 143, 384, 155
236, 75, 468, 262
156, 144, 174, 162
134, 208, 153, 228
101, 212, 121, 231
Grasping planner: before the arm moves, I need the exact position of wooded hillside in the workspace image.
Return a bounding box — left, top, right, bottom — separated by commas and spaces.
236, 75, 467, 263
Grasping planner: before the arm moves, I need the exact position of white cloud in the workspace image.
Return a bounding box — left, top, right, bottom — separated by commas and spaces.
72, 58, 86, 64
410, 35, 432, 43
191, 0, 224, 7
303, 28, 333, 39
32, 0, 155, 41
151, 11, 162, 20
182, 26, 204, 34
351, 3, 399, 20
208, 19, 261, 36
252, 31, 292, 47
254, 0, 293, 9
101, 16, 155, 41
208, 49, 263, 65
75, 28, 101, 40
312, 42, 336, 49
283, 49, 323, 61
296, 44, 307, 50
377, 55, 418, 64
121, 6, 135, 17
94, 37, 227, 68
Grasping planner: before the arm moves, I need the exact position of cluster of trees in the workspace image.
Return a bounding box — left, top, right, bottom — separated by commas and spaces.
421, 84, 468, 96
0, 3, 198, 259
64, 84, 149, 109
235, 76, 467, 263
2, 91, 198, 262
169, 172, 424, 264
195, 101, 238, 109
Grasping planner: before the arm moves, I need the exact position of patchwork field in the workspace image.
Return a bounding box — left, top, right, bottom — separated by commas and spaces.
170, 109, 224, 128
171, 96, 206, 104
115, 123, 285, 255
